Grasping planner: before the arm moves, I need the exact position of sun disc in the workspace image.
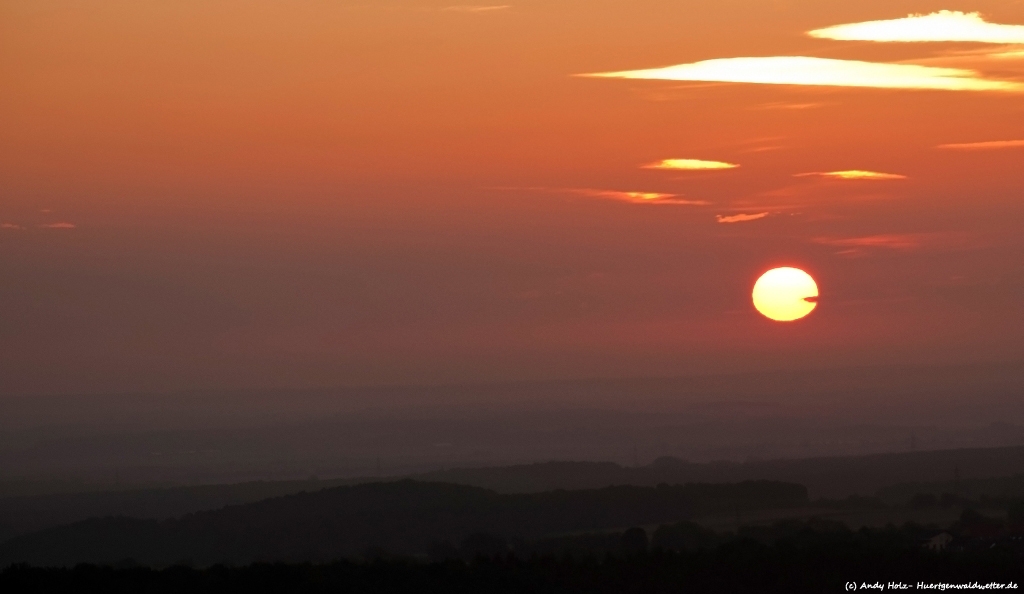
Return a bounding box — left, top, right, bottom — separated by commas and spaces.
752, 267, 818, 322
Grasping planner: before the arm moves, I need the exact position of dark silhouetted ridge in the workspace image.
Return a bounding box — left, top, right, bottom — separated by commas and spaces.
0, 479, 805, 567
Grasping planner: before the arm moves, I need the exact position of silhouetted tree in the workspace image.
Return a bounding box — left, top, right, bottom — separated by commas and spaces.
652, 521, 719, 551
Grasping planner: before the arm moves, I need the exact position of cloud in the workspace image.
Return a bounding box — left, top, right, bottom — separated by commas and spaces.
1, 223, 24, 230
809, 11, 1024, 44
937, 139, 1024, 150
752, 102, 825, 110
814, 234, 921, 250
541, 187, 711, 205
716, 212, 769, 223
741, 145, 784, 153
795, 170, 907, 180
896, 46, 1024, 70
582, 56, 1023, 92
496, 186, 710, 205
38, 222, 76, 229
569, 189, 710, 205
643, 158, 739, 170
443, 5, 510, 12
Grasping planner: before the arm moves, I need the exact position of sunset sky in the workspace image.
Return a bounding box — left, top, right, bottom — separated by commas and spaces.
2, 0, 1024, 396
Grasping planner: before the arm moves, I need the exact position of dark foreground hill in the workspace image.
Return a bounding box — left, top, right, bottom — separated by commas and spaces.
0, 477, 360, 542
0, 477, 802, 565
0, 480, 804, 567
3, 518, 1022, 594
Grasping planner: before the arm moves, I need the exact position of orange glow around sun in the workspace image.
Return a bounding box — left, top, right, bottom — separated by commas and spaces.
4, 0, 1024, 394
752, 268, 819, 322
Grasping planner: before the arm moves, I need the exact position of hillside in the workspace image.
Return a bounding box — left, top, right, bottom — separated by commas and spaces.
0, 477, 358, 543
5, 444, 1024, 541
0, 480, 805, 567
417, 446, 1024, 497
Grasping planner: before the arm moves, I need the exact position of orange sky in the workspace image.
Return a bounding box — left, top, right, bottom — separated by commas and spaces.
2, 0, 1024, 395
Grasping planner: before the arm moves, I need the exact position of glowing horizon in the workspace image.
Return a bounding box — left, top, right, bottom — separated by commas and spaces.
809, 11, 1024, 44
584, 56, 1023, 92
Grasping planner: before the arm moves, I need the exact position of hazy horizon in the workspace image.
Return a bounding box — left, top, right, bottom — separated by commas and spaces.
3, 360, 1023, 491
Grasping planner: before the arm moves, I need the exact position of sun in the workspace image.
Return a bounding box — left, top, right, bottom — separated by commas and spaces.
752, 267, 818, 322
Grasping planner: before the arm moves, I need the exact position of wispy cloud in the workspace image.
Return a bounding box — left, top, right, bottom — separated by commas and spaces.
795, 170, 907, 180
813, 233, 973, 256
937, 139, 1024, 150
814, 234, 922, 250
582, 56, 1023, 92
38, 222, 76, 229
569, 189, 710, 205
752, 102, 825, 110
717, 212, 769, 223
442, 5, 510, 12
495, 186, 709, 205
1, 223, 24, 230
741, 145, 785, 153
643, 158, 739, 170
903, 46, 1024, 74
809, 11, 1024, 44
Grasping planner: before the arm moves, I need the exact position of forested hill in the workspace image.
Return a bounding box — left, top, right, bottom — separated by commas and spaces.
0, 477, 360, 543
417, 446, 1024, 497
0, 480, 805, 567
5, 445, 1024, 541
